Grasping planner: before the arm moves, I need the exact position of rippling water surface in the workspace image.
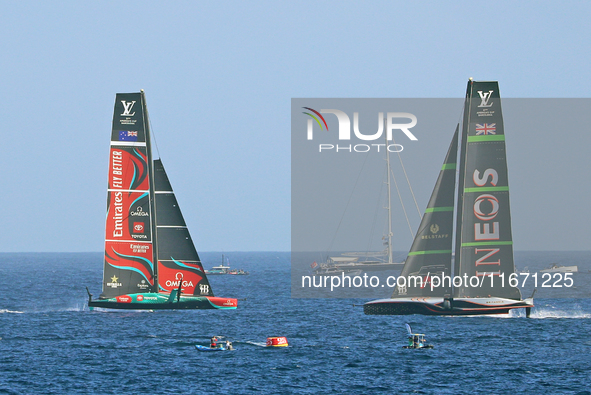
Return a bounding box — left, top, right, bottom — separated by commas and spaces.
1, 252, 590, 394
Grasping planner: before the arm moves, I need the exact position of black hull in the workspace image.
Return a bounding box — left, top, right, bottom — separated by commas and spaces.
364, 297, 533, 316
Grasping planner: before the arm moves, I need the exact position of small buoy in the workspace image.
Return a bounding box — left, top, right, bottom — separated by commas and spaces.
266, 336, 288, 347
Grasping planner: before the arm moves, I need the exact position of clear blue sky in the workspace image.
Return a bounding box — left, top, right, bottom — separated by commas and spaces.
1, 1, 590, 252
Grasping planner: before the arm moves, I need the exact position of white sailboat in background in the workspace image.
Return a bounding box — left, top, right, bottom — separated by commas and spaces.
317, 131, 408, 274
205, 254, 249, 275
540, 264, 578, 273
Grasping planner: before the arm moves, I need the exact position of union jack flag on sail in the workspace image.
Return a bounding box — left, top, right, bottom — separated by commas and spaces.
475, 123, 496, 135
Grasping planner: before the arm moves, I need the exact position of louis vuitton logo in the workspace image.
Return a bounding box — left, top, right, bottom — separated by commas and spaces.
477, 91, 493, 108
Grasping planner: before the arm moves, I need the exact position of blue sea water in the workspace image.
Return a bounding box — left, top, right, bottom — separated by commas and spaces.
1, 252, 591, 394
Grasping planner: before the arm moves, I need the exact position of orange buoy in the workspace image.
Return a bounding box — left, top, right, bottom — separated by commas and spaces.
266, 336, 288, 347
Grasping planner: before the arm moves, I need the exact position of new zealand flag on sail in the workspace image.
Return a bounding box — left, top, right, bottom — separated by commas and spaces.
119, 130, 138, 141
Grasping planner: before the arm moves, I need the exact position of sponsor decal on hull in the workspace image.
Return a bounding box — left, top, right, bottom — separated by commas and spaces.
116, 295, 132, 303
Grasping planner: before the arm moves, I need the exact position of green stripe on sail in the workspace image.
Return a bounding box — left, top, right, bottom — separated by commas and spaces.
468, 135, 505, 142
464, 186, 509, 193
408, 250, 452, 256
425, 207, 454, 213
441, 163, 456, 170
461, 241, 513, 247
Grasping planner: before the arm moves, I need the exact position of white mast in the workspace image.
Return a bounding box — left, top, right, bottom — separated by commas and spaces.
385, 130, 393, 265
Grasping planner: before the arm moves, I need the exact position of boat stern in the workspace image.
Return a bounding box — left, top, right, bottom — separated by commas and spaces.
204, 296, 238, 309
